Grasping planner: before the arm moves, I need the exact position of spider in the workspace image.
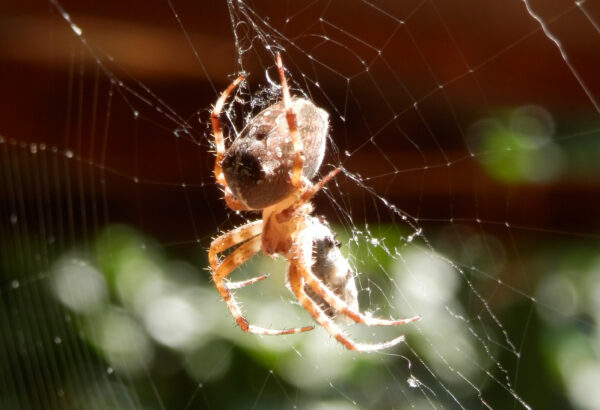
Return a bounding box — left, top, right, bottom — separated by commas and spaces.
208, 53, 419, 351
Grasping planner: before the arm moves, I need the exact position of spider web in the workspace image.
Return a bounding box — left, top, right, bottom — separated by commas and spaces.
1, 0, 599, 408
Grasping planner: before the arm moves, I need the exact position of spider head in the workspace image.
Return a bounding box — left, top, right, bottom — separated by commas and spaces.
222, 98, 329, 209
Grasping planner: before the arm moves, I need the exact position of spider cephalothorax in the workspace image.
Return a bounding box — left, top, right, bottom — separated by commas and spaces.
208, 53, 419, 351
301, 217, 358, 321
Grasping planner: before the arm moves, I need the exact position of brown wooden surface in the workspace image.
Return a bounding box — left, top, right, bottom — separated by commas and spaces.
1, 0, 599, 238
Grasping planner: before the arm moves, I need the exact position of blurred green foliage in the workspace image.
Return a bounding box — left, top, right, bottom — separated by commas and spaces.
1, 220, 599, 409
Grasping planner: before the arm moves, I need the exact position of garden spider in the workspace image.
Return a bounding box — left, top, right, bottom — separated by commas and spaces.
208, 53, 419, 351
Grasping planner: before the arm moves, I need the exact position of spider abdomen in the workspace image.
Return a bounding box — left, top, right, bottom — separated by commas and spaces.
222, 98, 328, 209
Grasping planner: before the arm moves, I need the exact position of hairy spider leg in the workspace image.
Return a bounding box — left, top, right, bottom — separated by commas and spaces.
226, 274, 270, 290
276, 168, 341, 224
276, 53, 304, 189
287, 263, 406, 352
209, 220, 262, 267
210, 75, 243, 187
287, 223, 415, 351
209, 220, 269, 289
211, 235, 314, 335
210, 75, 250, 211
298, 250, 420, 327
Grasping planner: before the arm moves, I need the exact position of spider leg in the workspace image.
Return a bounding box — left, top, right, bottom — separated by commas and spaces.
300, 263, 420, 327
276, 168, 341, 224
212, 235, 313, 335
287, 263, 406, 352
226, 274, 269, 290
209, 220, 263, 270
210, 220, 267, 290
210, 76, 251, 211
299, 168, 340, 202
294, 224, 419, 327
224, 191, 250, 211
276, 53, 304, 189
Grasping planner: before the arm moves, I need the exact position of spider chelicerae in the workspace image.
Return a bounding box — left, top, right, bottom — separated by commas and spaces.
208, 54, 419, 351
